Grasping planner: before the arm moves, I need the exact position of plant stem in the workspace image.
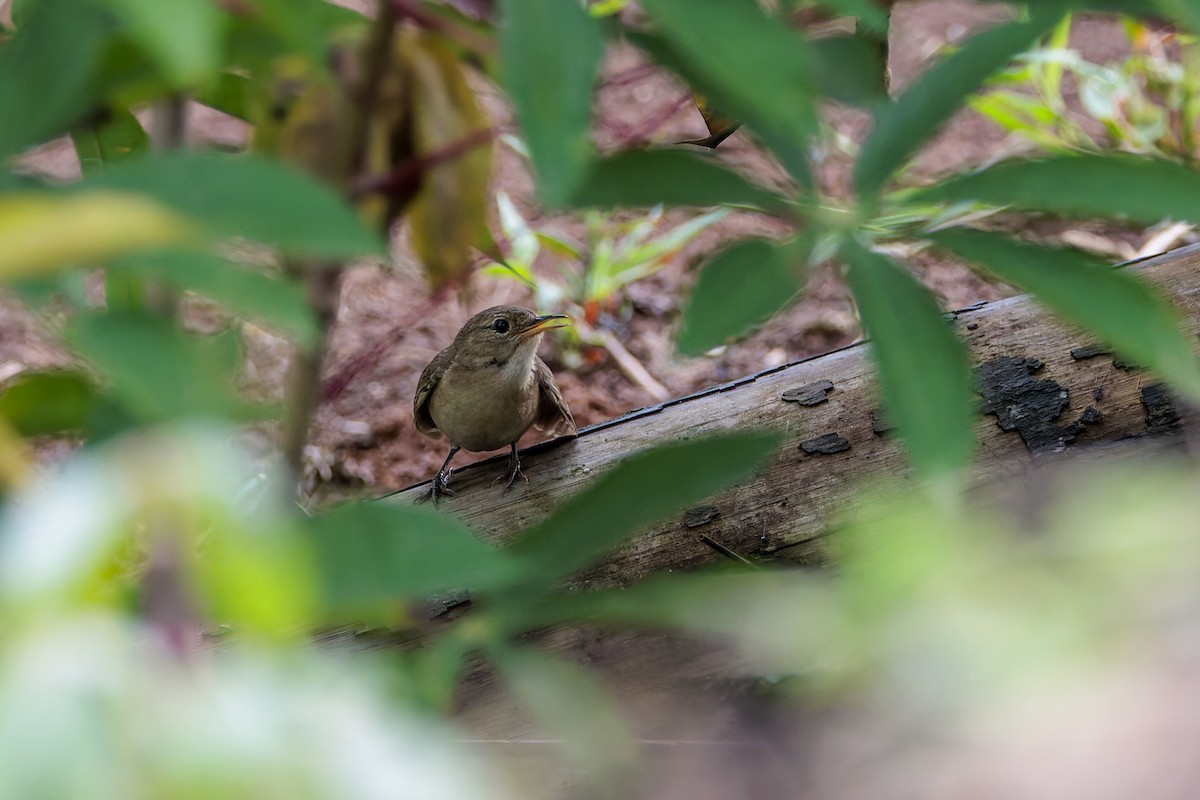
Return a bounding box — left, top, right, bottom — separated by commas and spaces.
280, 0, 398, 488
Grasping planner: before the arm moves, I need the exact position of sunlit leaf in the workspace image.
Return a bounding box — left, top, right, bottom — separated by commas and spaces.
508, 432, 779, 585
0, 193, 195, 282
64, 312, 272, 424
919, 154, 1200, 225
90, 153, 384, 259
499, 0, 602, 205
929, 228, 1200, 400
0, 372, 99, 437
0, 0, 109, 158
855, 5, 1067, 196
677, 235, 810, 355
306, 503, 522, 617
402, 30, 495, 289
568, 150, 787, 211
97, 0, 224, 86
841, 238, 975, 480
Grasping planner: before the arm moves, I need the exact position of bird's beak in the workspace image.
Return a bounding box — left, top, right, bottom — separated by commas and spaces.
518, 314, 571, 338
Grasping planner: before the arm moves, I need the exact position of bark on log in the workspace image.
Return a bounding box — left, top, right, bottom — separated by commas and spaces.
386, 244, 1200, 584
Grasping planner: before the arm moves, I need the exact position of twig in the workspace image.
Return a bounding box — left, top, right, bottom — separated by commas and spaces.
697, 533, 757, 567
282, 1, 399, 483
350, 127, 494, 202
387, 0, 494, 56
595, 327, 670, 402
320, 283, 454, 404
1136, 221, 1194, 259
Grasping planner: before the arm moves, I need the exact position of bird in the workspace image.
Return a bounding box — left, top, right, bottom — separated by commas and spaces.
413, 305, 576, 501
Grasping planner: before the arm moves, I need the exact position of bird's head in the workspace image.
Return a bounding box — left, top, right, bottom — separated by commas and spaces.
452, 306, 570, 368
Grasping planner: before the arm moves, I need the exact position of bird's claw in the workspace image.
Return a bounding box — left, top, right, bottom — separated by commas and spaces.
419, 471, 454, 506
494, 463, 528, 494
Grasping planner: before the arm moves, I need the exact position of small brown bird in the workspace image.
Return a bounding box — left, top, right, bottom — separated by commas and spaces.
414, 306, 576, 501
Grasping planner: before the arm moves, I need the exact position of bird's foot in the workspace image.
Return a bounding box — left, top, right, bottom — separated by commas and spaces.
493, 458, 528, 494
418, 470, 455, 505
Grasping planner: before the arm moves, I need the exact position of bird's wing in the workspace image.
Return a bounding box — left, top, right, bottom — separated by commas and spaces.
413, 347, 451, 435
534, 356, 576, 436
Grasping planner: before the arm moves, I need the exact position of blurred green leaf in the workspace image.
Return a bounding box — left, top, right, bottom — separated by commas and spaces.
492, 647, 636, 779
677, 235, 809, 356
0, 0, 109, 158
64, 312, 272, 424
97, 0, 224, 86
1153, 0, 1200, 32
929, 228, 1200, 400
918, 154, 1200, 225
508, 432, 780, 585
89, 153, 384, 259
113, 250, 319, 346
841, 238, 975, 480
0, 372, 98, 437
640, 0, 818, 157
811, 34, 888, 107
194, 72, 255, 121
71, 109, 151, 176
498, 0, 602, 206
855, 5, 1067, 196
813, 0, 890, 32
306, 503, 521, 617
568, 150, 786, 211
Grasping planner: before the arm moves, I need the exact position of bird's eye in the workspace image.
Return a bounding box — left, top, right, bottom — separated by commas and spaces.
492, 318, 510, 333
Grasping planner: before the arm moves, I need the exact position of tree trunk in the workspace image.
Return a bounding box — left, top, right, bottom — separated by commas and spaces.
386, 244, 1200, 585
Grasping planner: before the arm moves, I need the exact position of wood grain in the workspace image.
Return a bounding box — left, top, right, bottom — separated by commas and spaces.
384, 244, 1200, 585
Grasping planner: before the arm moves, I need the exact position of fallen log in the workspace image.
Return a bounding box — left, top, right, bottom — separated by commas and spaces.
385, 244, 1200, 585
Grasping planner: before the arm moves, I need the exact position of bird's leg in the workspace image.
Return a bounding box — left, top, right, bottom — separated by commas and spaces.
429, 445, 460, 504
494, 442, 528, 493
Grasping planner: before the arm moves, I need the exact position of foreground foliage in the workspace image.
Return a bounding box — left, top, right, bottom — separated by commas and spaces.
2, 0, 1200, 796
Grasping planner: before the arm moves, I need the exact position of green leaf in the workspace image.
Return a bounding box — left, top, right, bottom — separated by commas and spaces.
1152, 0, 1200, 32
194, 72, 255, 121
64, 311, 272, 424
0, 0, 110, 158
89, 153, 384, 259
841, 238, 975, 480
854, 5, 1067, 196
814, 0, 890, 33
498, 0, 603, 206
306, 503, 521, 616
918, 154, 1200, 226
677, 235, 809, 356
0, 192, 196, 282
0, 372, 99, 437
811, 34, 888, 107
112, 250, 318, 346
507, 432, 780, 585
929, 228, 1200, 400
640, 0, 818, 155
492, 647, 636, 777
97, 0, 224, 86
71, 109, 151, 176
568, 150, 787, 211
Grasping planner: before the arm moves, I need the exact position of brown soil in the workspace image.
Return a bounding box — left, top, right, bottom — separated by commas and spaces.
2, 2, 1185, 497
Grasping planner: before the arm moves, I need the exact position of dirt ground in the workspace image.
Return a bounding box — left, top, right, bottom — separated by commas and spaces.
2, 1, 1181, 496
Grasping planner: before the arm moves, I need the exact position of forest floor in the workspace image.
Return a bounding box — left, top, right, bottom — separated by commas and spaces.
1, 1, 1178, 498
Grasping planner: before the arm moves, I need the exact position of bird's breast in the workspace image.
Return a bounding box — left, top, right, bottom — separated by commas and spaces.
429, 362, 539, 452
